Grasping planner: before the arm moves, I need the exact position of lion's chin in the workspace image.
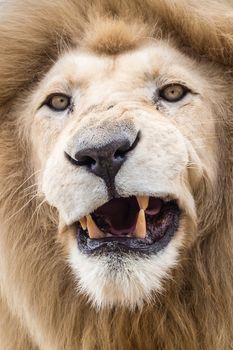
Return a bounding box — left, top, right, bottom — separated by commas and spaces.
69, 232, 182, 309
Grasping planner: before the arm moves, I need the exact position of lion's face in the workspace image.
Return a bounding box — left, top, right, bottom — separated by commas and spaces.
25, 41, 217, 308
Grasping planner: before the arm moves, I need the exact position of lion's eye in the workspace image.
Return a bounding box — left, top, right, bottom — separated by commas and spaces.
159, 84, 188, 102
45, 94, 71, 111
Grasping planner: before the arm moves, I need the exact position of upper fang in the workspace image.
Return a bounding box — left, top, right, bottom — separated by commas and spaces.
137, 196, 149, 210
134, 209, 147, 238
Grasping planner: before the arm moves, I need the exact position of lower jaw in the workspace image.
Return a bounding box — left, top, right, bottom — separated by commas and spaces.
77, 203, 181, 255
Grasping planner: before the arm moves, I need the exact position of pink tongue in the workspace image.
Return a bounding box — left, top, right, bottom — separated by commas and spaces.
146, 198, 162, 215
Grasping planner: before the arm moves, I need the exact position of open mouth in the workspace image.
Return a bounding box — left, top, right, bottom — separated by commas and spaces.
76, 196, 181, 255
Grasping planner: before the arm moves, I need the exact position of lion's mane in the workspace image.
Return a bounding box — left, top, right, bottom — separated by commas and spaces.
0, 1, 233, 349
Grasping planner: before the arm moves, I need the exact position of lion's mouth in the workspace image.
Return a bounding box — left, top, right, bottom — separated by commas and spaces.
76, 196, 181, 254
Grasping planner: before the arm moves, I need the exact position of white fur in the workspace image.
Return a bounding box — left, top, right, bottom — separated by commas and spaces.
26, 42, 217, 309
69, 233, 183, 309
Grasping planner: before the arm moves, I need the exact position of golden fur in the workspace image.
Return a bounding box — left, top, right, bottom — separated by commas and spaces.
0, 0, 233, 349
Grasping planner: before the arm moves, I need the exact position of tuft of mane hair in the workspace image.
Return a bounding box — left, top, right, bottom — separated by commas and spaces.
0, 1, 233, 349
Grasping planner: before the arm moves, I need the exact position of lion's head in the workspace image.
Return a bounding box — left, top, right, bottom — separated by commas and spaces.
0, 1, 233, 349
31, 41, 217, 308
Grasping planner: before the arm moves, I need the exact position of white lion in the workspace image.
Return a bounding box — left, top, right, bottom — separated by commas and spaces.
0, 1, 232, 349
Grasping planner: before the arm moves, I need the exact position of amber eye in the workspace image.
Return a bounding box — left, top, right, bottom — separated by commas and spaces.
159, 84, 188, 102
45, 94, 71, 111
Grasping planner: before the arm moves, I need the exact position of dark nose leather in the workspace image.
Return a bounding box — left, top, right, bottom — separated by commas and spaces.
65, 133, 140, 193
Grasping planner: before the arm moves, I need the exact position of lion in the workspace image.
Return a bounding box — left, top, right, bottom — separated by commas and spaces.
0, 0, 233, 349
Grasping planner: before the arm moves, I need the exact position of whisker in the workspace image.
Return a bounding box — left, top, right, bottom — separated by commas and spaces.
29, 198, 47, 226
22, 183, 39, 192
4, 193, 39, 224
18, 190, 39, 202
9, 170, 41, 199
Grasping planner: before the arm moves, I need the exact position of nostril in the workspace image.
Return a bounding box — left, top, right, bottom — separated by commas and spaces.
65, 152, 97, 168
75, 155, 96, 168
113, 131, 141, 160
114, 149, 126, 160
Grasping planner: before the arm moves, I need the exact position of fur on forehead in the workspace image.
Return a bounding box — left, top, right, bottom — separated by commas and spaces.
0, 0, 233, 110
81, 17, 151, 55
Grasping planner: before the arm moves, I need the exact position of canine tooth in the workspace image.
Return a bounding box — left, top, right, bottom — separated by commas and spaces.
134, 209, 147, 238
79, 217, 87, 230
137, 196, 149, 210
86, 215, 104, 239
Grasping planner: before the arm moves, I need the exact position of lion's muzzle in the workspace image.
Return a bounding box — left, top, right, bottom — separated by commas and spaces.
65, 129, 140, 197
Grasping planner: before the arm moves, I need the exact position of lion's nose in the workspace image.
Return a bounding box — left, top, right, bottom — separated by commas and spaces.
65, 133, 140, 191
